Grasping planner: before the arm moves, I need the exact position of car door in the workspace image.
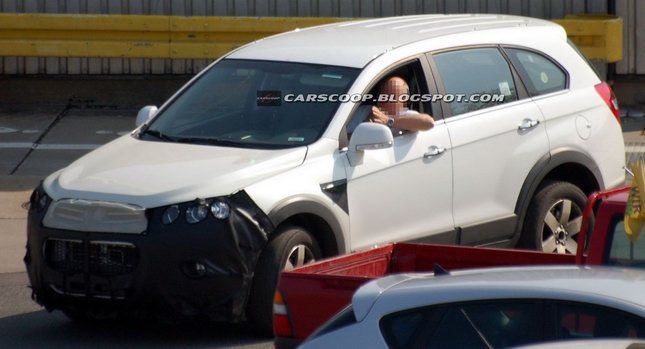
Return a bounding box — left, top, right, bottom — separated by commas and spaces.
345, 59, 454, 251
428, 46, 550, 245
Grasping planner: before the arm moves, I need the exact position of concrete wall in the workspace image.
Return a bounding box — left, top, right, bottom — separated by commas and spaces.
0, 0, 622, 75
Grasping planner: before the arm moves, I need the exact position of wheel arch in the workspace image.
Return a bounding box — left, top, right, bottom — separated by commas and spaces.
267, 196, 345, 258
513, 148, 604, 241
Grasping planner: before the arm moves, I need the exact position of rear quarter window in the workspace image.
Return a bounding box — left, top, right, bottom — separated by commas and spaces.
556, 301, 645, 339
504, 48, 567, 96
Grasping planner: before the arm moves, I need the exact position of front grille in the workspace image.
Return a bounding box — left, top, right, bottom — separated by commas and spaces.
44, 239, 137, 275
44, 238, 84, 273
89, 241, 137, 275
42, 199, 147, 234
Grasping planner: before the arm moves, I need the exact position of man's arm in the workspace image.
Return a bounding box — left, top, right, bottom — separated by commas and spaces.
370, 106, 434, 131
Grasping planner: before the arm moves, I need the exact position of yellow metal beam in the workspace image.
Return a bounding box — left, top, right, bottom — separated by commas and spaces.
0, 13, 352, 59
0, 13, 623, 62
552, 14, 623, 63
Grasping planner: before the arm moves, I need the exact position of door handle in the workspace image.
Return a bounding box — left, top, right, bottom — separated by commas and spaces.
424, 145, 446, 158
518, 118, 540, 130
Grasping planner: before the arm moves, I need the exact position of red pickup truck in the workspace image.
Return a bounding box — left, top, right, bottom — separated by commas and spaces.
274, 186, 642, 347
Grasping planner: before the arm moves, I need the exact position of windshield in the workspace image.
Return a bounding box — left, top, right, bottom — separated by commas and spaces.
145, 59, 360, 149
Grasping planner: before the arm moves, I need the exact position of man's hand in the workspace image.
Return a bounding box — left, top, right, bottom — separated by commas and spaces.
369, 106, 389, 125
370, 106, 435, 131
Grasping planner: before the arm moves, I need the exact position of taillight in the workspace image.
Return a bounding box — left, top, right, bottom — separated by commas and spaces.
594, 82, 620, 125
273, 289, 294, 337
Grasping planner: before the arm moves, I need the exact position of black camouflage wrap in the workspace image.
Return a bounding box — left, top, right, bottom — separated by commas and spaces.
25, 185, 272, 322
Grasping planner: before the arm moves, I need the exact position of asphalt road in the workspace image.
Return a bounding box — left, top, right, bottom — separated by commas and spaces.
0, 273, 274, 348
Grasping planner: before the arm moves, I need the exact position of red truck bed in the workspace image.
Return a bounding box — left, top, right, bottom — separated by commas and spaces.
277, 243, 576, 341
275, 186, 631, 343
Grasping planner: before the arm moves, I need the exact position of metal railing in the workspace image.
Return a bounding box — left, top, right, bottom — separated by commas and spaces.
0, 13, 622, 62
0, 13, 350, 59
552, 15, 623, 63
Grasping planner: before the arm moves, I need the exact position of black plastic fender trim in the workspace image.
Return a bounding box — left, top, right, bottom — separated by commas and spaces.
268, 195, 346, 255
513, 147, 604, 241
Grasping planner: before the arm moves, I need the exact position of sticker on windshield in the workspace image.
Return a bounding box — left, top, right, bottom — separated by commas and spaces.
257, 90, 282, 106
288, 137, 305, 142
498, 81, 511, 96
540, 72, 549, 84
322, 74, 343, 79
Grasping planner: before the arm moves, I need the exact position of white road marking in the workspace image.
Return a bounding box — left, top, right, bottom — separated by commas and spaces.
625, 142, 645, 165
0, 143, 100, 150
0, 142, 34, 148
0, 127, 18, 134
21, 130, 40, 134
96, 130, 113, 135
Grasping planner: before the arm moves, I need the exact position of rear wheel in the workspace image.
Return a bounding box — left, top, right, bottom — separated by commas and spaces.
247, 225, 321, 335
520, 181, 587, 254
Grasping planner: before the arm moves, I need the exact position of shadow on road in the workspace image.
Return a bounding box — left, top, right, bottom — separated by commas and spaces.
0, 309, 273, 348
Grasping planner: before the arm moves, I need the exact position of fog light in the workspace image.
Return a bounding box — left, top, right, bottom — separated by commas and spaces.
182, 261, 208, 278
162, 205, 180, 225
31, 188, 49, 212
194, 262, 206, 276
186, 202, 209, 224
210, 201, 230, 220
37, 192, 48, 211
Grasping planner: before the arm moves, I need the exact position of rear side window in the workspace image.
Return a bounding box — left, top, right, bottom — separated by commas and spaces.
556, 301, 645, 339
380, 300, 543, 348
380, 305, 440, 349
605, 215, 645, 268
432, 47, 518, 116
505, 48, 567, 96
426, 301, 543, 348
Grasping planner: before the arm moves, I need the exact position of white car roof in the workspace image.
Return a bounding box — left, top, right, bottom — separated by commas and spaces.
353, 266, 645, 322
517, 339, 645, 349
228, 14, 561, 68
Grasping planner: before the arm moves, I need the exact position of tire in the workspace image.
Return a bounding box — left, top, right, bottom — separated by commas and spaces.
247, 225, 322, 336
519, 181, 587, 254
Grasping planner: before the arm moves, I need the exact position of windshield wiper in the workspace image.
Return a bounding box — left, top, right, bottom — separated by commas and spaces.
142, 129, 176, 142
174, 136, 244, 147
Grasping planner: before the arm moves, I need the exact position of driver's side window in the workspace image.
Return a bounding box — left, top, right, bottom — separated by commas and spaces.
346, 59, 432, 138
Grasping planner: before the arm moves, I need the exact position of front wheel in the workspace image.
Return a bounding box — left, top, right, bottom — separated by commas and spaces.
520, 181, 587, 254
247, 225, 321, 335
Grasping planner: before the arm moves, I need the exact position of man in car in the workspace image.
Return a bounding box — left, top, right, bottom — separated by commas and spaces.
348, 76, 434, 135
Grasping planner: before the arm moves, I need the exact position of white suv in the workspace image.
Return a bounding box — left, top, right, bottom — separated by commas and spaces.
25, 14, 625, 333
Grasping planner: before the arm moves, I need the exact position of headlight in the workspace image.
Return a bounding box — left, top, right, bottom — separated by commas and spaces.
160, 198, 231, 225
210, 201, 230, 220
162, 205, 180, 225
186, 200, 209, 224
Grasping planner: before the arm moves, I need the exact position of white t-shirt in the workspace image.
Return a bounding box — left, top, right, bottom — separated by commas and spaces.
346, 105, 420, 135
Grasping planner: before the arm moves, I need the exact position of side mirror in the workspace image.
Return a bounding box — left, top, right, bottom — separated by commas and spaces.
347, 123, 393, 166
135, 105, 158, 127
